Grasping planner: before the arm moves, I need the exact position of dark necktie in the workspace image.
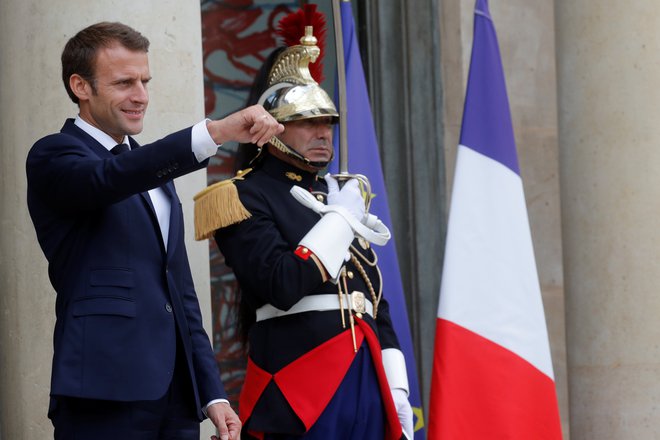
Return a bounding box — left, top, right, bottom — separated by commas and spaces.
111, 143, 130, 155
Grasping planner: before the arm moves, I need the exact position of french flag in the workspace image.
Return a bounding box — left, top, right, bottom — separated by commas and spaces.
428, 1, 562, 438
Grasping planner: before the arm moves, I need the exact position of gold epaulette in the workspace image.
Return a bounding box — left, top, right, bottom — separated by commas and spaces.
193, 169, 253, 241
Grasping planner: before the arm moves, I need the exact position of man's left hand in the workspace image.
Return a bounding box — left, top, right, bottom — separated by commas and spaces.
207, 402, 241, 440
391, 388, 414, 440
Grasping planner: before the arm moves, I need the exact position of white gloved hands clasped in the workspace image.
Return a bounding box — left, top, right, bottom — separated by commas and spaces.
391, 388, 414, 440
324, 174, 366, 223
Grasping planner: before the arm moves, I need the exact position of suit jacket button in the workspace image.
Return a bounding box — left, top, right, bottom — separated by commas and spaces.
165, 303, 173, 313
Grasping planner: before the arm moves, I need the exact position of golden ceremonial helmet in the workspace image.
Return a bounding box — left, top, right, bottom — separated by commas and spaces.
257, 26, 338, 124
193, 7, 337, 241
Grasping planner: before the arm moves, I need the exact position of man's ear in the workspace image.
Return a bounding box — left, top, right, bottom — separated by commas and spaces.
69, 74, 92, 102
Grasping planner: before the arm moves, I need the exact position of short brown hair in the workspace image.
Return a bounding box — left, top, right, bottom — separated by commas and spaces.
61, 22, 150, 104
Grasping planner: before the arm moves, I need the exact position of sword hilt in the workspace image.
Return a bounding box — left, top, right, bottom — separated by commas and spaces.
332, 172, 372, 212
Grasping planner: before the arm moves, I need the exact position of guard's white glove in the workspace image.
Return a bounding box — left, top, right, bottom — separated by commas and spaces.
291, 181, 390, 280
325, 174, 366, 222
391, 388, 414, 440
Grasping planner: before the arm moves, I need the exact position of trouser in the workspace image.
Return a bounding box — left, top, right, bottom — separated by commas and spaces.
51, 333, 199, 440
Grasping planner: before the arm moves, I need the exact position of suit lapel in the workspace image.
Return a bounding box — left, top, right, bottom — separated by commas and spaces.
121, 140, 167, 255
138, 190, 167, 254
163, 181, 180, 257
161, 181, 174, 198
62, 119, 112, 158
139, 191, 157, 216
142, 181, 180, 257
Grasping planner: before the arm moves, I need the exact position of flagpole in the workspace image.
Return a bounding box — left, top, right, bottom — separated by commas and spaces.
332, 0, 349, 174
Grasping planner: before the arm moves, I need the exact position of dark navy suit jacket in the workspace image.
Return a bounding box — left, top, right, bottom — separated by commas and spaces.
26, 119, 225, 419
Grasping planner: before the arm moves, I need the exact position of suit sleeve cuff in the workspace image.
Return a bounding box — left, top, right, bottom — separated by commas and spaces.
191, 119, 220, 162
202, 398, 230, 417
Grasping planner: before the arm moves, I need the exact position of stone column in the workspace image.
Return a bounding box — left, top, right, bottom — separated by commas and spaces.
0, 1, 214, 438
556, 1, 660, 438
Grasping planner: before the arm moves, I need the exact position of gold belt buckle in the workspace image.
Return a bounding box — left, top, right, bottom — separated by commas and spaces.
350, 291, 366, 318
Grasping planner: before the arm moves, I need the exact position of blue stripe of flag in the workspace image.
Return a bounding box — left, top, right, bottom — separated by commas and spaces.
460, 0, 520, 175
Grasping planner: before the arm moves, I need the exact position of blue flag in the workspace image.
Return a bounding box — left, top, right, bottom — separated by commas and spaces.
330, 2, 425, 437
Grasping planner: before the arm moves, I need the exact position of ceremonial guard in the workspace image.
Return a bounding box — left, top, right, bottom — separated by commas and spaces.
195, 7, 413, 440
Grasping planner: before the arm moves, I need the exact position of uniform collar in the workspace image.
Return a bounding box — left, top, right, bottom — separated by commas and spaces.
260, 153, 320, 189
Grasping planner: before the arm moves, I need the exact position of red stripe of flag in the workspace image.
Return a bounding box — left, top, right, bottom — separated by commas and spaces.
429, 319, 562, 439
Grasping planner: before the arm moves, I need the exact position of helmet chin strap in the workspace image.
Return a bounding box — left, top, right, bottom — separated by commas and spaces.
269, 136, 332, 170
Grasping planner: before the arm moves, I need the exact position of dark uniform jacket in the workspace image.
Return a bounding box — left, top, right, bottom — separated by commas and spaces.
26, 119, 226, 419
214, 153, 401, 434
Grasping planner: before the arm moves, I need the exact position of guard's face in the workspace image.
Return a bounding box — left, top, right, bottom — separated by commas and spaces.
76, 44, 151, 143
279, 117, 334, 164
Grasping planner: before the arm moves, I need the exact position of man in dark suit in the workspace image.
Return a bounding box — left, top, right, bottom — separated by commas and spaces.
26, 21, 283, 440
